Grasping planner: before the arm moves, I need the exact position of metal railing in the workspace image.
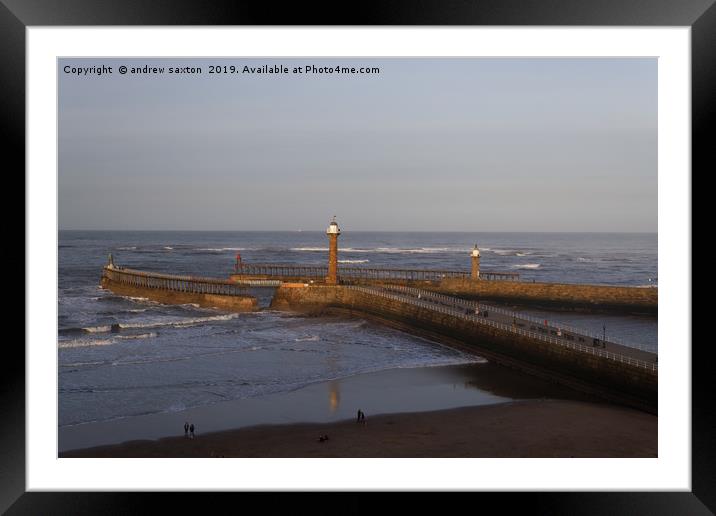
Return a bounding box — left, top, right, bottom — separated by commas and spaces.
102, 266, 256, 297
380, 285, 657, 354
345, 285, 657, 372
235, 263, 520, 282
232, 279, 282, 287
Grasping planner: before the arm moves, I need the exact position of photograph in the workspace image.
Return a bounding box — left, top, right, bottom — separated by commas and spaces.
56, 56, 658, 459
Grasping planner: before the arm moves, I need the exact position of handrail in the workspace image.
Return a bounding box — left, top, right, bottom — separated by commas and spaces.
236, 263, 520, 281
379, 284, 656, 354
345, 285, 657, 372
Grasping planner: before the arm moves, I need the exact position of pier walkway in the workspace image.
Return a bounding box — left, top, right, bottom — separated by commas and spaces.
379, 285, 657, 357
347, 285, 657, 371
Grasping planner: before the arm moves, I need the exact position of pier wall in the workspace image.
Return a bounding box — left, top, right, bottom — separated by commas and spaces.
433, 279, 657, 315
100, 276, 258, 312
271, 285, 657, 411
236, 272, 658, 315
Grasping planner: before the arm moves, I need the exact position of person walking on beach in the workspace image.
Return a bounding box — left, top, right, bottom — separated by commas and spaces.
189, 423, 195, 439
184, 422, 189, 438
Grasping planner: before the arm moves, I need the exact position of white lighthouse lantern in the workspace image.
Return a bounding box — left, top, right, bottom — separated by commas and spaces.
327, 216, 341, 235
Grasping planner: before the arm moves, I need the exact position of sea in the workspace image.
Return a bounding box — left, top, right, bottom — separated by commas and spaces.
58, 231, 657, 448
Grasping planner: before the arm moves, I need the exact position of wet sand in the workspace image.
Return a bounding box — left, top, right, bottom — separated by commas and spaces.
59, 360, 596, 453
61, 399, 657, 458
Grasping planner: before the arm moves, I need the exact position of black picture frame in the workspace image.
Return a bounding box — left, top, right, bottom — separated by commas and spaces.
6, 0, 707, 513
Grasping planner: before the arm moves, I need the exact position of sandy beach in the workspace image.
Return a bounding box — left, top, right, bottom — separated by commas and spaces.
59, 360, 601, 453
61, 398, 656, 458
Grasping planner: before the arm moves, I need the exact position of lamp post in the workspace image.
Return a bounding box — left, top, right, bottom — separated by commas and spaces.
603, 324, 606, 348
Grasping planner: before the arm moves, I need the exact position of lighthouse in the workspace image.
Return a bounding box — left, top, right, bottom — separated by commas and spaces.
326, 216, 341, 285
471, 244, 480, 279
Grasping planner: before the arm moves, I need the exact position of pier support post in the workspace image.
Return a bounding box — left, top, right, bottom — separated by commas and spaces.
326, 216, 341, 285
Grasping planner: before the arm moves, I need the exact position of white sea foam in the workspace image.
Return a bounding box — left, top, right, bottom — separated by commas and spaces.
83, 325, 111, 333
163, 246, 174, 250
344, 247, 456, 254
60, 360, 108, 367
295, 335, 320, 342
117, 246, 137, 250
116, 332, 158, 340
292, 246, 460, 254
120, 313, 240, 330
196, 247, 248, 251
338, 259, 370, 264
167, 402, 187, 412
78, 313, 239, 334
512, 263, 541, 269
59, 338, 115, 349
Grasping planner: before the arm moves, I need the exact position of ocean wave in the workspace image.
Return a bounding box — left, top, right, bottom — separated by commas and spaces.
117, 246, 137, 250
60, 360, 108, 367
346, 247, 457, 254
58, 338, 115, 349
512, 263, 541, 269
292, 246, 462, 254
338, 259, 369, 264
493, 249, 519, 256
120, 313, 240, 330
83, 325, 112, 333
167, 402, 187, 412
196, 247, 249, 252
116, 332, 158, 340
68, 313, 240, 335
396, 356, 489, 367
295, 335, 320, 342
163, 246, 174, 250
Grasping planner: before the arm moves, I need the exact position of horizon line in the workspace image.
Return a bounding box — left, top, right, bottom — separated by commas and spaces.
58, 228, 658, 234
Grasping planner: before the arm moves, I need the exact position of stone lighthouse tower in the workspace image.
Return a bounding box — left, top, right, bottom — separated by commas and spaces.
326, 216, 341, 285
470, 244, 480, 279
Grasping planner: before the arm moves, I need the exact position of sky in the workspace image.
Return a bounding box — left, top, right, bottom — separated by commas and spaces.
58, 58, 657, 232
